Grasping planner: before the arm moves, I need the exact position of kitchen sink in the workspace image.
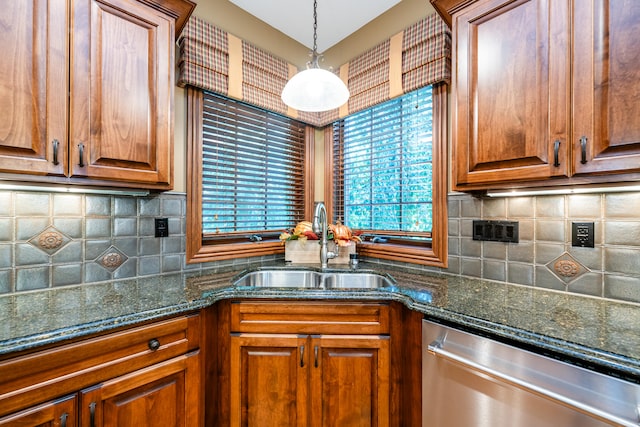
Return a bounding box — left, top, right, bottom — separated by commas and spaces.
232, 269, 395, 289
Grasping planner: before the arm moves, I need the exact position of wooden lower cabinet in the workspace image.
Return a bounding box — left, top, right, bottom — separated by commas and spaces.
80, 353, 200, 427
0, 313, 201, 427
230, 335, 308, 426
310, 336, 389, 427
230, 334, 389, 427
0, 395, 77, 427
227, 301, 391, 427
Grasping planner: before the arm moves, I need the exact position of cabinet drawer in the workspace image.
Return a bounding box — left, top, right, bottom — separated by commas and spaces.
231, 301, 390, 334
0, 313, 200, 418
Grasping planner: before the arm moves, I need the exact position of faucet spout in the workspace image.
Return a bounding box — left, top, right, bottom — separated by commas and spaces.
312, 202, 338, 268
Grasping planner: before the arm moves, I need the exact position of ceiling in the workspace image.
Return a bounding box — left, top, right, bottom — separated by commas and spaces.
229, 0, 402, 53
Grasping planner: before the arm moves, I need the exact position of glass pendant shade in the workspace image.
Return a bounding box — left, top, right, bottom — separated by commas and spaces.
281, 67, 349, 112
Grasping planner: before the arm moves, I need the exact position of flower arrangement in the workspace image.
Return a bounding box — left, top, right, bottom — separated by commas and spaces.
279, 220, 361, 247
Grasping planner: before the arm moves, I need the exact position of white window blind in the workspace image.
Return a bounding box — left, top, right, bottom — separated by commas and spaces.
201, 92, 307, 239
332, 86, 433, 240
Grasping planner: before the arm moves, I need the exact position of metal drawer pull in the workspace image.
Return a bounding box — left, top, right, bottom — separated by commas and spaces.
148, 338, 161, 351
78, 143, 85, 167
427, 340, 635, 427
553, 140, 560, 167
314, 345, 319, 368
580, 136, 588, 164
60, 413, 68, 427
89, 402, 96, 427
52, 139, 60, 165
300, 345, 305, 367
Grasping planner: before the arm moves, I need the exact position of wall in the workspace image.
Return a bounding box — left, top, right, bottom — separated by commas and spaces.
2, 188, 639, 305
0, 190, 274, 293
440, 192, 640, 304
3, 2, 638, 305
173, 0, 434, 193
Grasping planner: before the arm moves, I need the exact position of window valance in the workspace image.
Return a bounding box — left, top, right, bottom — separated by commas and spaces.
177, 13, 450, 127
178, 16, 229, 95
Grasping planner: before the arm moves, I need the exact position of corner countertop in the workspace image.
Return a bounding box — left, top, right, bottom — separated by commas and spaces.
1, 261, 638, 382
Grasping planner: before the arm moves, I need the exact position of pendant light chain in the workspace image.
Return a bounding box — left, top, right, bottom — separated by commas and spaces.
310, 0, 320, 68
313, 0, 318, 54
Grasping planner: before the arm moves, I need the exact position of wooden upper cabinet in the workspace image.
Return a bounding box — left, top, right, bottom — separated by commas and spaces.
70, 0, 173, 186
453, 0, 570, 188
439, 0, 640, 190
572, 1, 640, 176
0, 0, 69, 176
0, 0, 194, 189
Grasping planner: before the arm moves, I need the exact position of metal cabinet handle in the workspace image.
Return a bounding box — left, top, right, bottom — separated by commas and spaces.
52, 139, 60, 165
89, 402, 96, 427
60, 413, 68, 427
78, 143, 85, 167
148, 338, 161, 351
553, 140, 560, 167
580, 136, 588, 164
314, 345, 319, 368
300, 345, 305, 367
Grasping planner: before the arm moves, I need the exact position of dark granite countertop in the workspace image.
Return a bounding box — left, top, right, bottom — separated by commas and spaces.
1, 261, 639, 382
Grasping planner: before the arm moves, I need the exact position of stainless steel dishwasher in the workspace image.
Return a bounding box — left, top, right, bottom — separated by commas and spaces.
422, 319, 640, 427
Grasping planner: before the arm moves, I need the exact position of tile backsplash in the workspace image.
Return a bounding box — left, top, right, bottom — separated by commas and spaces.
0, 190, 259, 294
442, 192, 640, 304
1, 189, 639, 305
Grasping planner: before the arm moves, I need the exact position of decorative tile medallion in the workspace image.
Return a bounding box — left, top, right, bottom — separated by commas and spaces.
97, 246, 128, 272
546, 252, 588, 283
28, 226, 71, 255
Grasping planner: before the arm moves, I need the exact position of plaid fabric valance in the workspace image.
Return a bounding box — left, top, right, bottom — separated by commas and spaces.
338, 13, 451, 118
402, 15, 451, 93
178, 16, 229, 95
241, 42, 291, 115
177, 13, 450, 127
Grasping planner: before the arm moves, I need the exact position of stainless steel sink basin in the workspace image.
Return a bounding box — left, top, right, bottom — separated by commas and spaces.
233, 269, 319, 288
322, 273, 391, 289
233, 269, 394, 289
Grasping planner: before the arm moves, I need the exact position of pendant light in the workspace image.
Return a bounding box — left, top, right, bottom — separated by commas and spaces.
281, 0, 349, 112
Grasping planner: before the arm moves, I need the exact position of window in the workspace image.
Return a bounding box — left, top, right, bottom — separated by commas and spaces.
186, 88, 314, 262
327, 84, 448, 266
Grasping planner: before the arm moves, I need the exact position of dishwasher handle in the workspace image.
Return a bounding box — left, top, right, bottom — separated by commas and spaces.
428, 339, 639, 427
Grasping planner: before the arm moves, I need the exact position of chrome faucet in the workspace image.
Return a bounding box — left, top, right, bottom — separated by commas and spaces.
312, 202, 338, 268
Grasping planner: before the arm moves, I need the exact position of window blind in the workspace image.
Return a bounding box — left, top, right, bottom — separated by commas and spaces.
201, 92, 306, 238
332, 86, 433, 239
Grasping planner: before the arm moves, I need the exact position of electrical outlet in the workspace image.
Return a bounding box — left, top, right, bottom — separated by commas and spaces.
155, 218, 169, 238
572, 222, 594, 247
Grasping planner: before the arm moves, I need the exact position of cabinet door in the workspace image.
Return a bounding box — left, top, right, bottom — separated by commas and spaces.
79, 352, 200, 427
230, 334, 309, 427
70, 0, 173, 187
0, 0, 68, 176
573, 1, 640, 175
310, 335, 390, 427
453, 0, 570, 188
0, 395, 77, 427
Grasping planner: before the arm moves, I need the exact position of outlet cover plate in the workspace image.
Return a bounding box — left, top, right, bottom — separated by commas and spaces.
472, 220, 519, 243
155, 218, 169, 238
572, 222, 594, 248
